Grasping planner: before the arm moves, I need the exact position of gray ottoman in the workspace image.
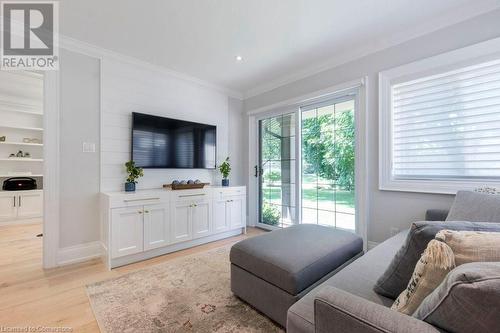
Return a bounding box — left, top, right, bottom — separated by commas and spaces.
230, 224, 363, 326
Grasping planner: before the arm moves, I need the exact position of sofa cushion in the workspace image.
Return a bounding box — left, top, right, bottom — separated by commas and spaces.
230, 224, 362, 295
287, 230, 407, 333
446, 190, 500, 222
414, 262, 500, 333
373, 221, 500, 299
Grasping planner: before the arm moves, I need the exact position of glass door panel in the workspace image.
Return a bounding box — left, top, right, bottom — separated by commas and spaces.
258, 113, 296, 228
301, 98, 356, 230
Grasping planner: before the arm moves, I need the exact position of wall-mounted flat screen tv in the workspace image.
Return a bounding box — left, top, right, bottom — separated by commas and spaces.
131, 112, 216, 169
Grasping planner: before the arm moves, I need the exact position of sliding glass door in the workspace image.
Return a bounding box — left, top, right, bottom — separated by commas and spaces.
258, 113, 297, 228
301, 98, 355, 231
257, 94, 357, 232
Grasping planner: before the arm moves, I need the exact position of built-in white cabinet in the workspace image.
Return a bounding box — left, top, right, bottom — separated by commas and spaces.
143, 203, 170, 251
192, 200, 211, 239
0, 190, 43, 222
111, 206, 144, 258
171, 201, 192, 243
101, 186, 246, 269
212, 189, 246, 233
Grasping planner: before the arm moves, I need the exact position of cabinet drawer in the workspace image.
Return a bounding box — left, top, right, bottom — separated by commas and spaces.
171, 190, 210, 202
108, 195, 166, 208
213, 187, 246, 200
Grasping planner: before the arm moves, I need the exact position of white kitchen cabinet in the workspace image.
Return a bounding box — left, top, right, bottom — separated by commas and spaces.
143, 203, 170, 251
0, 190, 43, 222
111, 206, 144, 258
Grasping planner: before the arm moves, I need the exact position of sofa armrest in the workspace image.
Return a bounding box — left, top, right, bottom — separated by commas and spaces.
425, 209, 449, 221
314, 287, 440, 333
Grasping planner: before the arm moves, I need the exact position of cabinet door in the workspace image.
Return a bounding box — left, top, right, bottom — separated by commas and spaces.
0, 194, 17, 220
170, 201, 192, 243
213, 199, 229, 233
192, 200, 211, 239
228, 195, 245, 229
143, 203, 170, 251
17, 192, 43, 219
111, 206, 144, 258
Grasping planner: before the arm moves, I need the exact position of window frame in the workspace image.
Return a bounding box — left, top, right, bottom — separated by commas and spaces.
379, 37, 500, 194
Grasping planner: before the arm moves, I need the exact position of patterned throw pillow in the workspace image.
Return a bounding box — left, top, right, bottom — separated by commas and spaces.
392, 230, 500, 315
391, 239, 455, 315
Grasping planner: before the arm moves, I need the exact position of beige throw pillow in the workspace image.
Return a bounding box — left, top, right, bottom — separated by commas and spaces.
391, 239, 455, 315
435, 230, 500, 265
392, 230, 500, 316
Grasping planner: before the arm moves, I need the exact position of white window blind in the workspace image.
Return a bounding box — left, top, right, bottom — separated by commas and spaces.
391, 59, 500, 181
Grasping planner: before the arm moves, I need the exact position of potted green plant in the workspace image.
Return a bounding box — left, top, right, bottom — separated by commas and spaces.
218, 157, 231, 187
124, 160, 144, 192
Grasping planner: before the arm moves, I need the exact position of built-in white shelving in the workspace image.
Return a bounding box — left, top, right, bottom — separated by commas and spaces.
0, 174, 43, 177
0, 142, 43, 147
0, 125, 44, 131
0, 158, 44, 162
0, 71, 44, 183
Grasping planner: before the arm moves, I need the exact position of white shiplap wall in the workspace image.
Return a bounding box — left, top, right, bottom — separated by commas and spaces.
101, 58, 229, 192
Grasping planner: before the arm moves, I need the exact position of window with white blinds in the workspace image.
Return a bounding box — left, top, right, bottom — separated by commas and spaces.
391, 59, 500, 181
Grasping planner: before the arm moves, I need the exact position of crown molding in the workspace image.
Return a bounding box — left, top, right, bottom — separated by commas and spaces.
243, 3, 500, 100
58, 35, 244, 100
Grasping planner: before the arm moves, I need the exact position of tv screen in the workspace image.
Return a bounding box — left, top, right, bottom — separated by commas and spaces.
131, 112, 216, 169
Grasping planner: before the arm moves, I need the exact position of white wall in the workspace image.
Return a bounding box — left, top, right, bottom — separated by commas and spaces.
55, 45, 242, 254
59, 49, 101, 248
228, 97, 246, 187
100, 58, 231, 192
244, 9, 500, 243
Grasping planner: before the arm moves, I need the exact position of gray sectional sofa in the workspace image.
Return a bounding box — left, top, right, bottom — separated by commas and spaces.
287, 228, 439, 333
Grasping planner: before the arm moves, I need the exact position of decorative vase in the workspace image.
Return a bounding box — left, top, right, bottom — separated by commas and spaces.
125, 182, 136, 192
222, 178, 229, 187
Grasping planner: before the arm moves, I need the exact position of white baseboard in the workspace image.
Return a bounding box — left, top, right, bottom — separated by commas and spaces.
57, 241, 104, 266
367, 241, 379, 251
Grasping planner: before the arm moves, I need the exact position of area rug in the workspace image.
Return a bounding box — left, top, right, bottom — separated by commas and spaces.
86, 246, 283, 333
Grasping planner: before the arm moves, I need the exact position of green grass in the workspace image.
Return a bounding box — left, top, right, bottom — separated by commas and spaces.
262, 186, 355, 208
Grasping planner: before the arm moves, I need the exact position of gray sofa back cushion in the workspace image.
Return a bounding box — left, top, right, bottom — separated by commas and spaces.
373, 221, 500, 299
446, 190, 500, 222
414, 262, 500, 333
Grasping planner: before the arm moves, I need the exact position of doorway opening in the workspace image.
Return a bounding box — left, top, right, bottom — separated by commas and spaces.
0, 70, 45, 267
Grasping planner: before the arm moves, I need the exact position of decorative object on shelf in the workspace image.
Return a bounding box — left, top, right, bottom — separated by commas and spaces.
124, 160, 144, 192
2, 177, 37, 191
219, 157, 231, 187
9, 153, 15, 158
22, 138, 42, 144
24, 152, 31, 158
0, 136, 5, 142
16, 150, 23, 157
187, 179, 194, 184
163, 181, 209, 190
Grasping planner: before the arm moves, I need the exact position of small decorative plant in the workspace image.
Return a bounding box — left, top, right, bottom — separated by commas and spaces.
219, 157, 231, 186
124, 160, 143, 192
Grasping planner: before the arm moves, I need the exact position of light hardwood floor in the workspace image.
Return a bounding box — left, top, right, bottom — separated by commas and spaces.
0, 223, 265, 332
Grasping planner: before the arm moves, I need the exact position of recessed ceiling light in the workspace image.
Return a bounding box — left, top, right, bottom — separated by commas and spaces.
235, 55, 243, 62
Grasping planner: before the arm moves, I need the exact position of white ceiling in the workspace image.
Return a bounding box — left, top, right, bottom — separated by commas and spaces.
59, 0, 500, 97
